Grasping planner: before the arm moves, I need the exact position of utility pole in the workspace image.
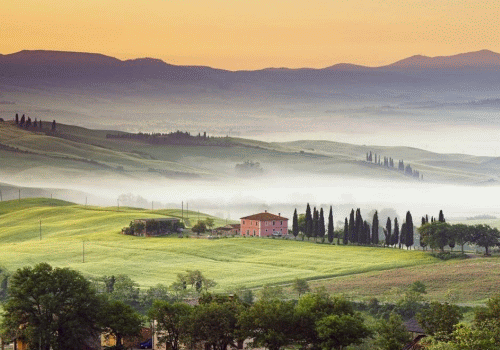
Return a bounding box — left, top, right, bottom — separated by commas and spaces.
19, 189, 21, 201
187, 202, 188, 219
39, 219, 42, 240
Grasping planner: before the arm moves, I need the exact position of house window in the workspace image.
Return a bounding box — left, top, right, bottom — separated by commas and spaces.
281, 221, 283, 225
246, 230, 249, 235
253, 230, 256, 235
243, 220, 245, 225
273, 221, 275, 225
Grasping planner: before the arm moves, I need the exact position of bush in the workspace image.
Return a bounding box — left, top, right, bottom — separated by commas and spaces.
431, 252, 468, 260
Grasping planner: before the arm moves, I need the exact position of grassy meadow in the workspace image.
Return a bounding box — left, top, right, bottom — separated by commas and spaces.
0, 198, 441, 292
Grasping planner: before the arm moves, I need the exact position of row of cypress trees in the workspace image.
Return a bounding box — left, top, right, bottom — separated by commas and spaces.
292, 205, 423, 250
14, 113, 56, 131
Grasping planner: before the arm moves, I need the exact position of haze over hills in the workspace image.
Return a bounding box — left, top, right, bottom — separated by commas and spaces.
1, 48, 500, 156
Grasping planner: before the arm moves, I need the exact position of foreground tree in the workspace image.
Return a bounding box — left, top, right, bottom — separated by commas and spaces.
100, 299, 142, 347
239, 298, 297, 350
417, 302, 463, 340
374, 313, 412, 350
1, 263, 102, 350
148, 301, 192, 350
316, 313, 371, 350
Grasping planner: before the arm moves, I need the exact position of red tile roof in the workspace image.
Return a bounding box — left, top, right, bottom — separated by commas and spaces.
240, 212, 288, 221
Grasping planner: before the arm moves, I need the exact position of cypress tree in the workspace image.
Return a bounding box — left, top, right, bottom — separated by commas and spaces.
421, 216, 426, 226
406, 211, 414, 249
400, 223, 406, 249
327, 206, 334, 244
364, 221, 370, 243
348, 209, 355, 243
39, 119, 43, 129
20, 114, 25, 126
15, 113, 19, 124
392, 218, 399, 246
292, 209, 299, 239
372, 211, 379, 245
343, 218, 348, 244
51, 119, 56, 131
385, 217, 392, 247
318, 208, 325, 242
312, 207, 319, 241
425, 214, 429, 223
438, 210, 445, 222
305, 204, 312, 240
355, 208, 363, 244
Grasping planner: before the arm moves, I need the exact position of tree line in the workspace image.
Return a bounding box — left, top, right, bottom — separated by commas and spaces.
105, 130, 234, 147
292, 206, 500, 254
14, 113, 57, 131
366, 150, 422, 180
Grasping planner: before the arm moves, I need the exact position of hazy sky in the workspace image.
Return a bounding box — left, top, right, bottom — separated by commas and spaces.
2, 0, 500, 70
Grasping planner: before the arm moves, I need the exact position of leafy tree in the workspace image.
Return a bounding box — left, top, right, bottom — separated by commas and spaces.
374, 312, 412, 350
305, 203, 313, 240
183, 295, 243, 350
298, 213, 306, 236
109, 274, 141, 309
239, 298, 297, 350
100, 299, 142, 347
327, 206, 334, 244
192, 220, 207, 235
148, 300, 192, 350
205, 217, 215, 231
385, 217, 392, 247
141, 283, 174, 310
173, 270, 216, 294
292, 278, 310, 298
259, 284, 284, 301
0, 266, 9, 301
417, 302, 463, 340
419, 222, 452, 252
316, 313, 371, 350
470, 224, 500, 255
372, 210, 379, 245
1, 263, 102, 350
406, 211, 414, 249
292, 209, 299, 239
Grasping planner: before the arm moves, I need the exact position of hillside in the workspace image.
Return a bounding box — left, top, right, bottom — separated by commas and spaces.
1, 198, 499, 304
0, 198, 438, 290
1, 121, 499, 190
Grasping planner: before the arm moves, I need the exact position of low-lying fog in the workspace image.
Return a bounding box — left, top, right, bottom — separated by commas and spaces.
4, 175, 499, 224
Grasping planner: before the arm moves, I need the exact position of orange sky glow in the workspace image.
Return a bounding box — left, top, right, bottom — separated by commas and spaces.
1, 0, 499, 70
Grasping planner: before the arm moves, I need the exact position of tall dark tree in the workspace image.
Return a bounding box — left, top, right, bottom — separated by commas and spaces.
39, 119, 43, 129
292, 209, 299, 239
385, 217, 392, 247
392, 218, 399, 246
20, 114, 25, 126
15, 113, 19, 124
438, 210, 445, 223
318, 208, 326, 241
355, 208, 363, 244
348, 209, 355, 244
405, 211, 414, 249
51, 119, 56, 131
312, 207, 319, 241
343, 218, 349, 245
364, 221, 370, 244
400, 223, 406, 249
327, 206, 334, 244
372, 211, 379, 245
305, 204, 312, 240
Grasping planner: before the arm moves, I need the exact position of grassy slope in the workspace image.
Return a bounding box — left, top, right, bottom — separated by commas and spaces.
0, 198, 438, 291
2, 121, 499, 184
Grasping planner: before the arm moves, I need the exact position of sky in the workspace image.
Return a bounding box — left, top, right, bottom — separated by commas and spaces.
2, 0, 500, 70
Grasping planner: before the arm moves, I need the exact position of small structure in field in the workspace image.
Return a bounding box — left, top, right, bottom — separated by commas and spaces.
122, 218, 181, 237
214, 224, 241, 236
240, 211, 288, 237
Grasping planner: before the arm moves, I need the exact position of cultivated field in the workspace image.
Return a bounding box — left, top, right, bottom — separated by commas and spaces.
0, 198, 439, 291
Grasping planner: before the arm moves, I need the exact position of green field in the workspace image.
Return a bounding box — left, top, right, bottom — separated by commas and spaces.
0, 198, 440, 291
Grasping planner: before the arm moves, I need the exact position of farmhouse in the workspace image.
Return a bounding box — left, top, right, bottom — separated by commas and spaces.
123, 218, 181, 237
214, 224, 241, 236
240, 211, 288, 237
